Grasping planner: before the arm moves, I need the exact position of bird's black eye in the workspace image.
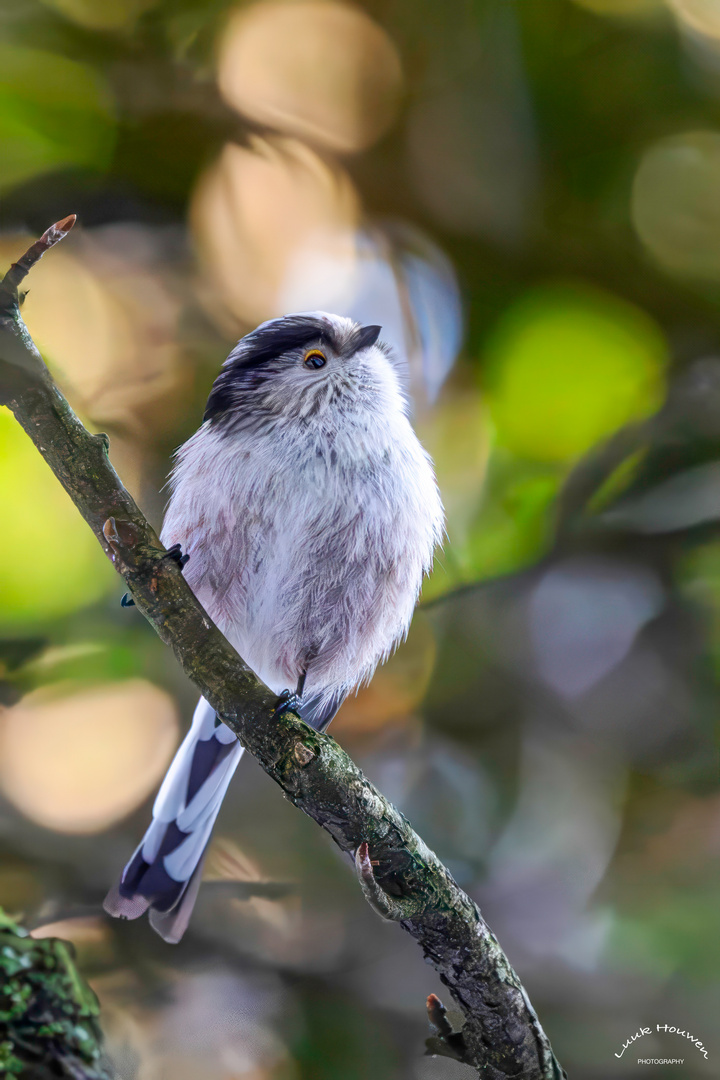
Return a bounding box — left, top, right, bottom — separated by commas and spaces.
303, 349, 327, 370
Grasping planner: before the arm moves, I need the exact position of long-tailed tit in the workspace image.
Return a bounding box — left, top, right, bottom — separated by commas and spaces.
104, 312, 444, 941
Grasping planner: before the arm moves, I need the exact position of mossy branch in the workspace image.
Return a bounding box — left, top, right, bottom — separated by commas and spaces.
0, 908, 110, 1080
0, 220, 565, 1080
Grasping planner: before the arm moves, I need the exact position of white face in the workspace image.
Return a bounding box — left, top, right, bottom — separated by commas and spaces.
205, 312, 406, 429
257, 334, 399, 424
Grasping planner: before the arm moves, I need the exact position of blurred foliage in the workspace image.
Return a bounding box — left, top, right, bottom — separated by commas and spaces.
0, 409, 115, 624
0, 43, 114, 194
484, 283, 667, 462
0, 0, 720, 1077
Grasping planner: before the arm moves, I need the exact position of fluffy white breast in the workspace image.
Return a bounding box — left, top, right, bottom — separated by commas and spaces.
161, 337, 444, 707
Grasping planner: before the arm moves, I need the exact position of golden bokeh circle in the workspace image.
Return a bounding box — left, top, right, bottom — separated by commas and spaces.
0, 680, 179, 833
217, 1, 403, 153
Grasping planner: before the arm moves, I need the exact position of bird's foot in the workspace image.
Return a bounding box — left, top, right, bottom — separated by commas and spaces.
163, 542, 190, 569
273, 689, 302, 718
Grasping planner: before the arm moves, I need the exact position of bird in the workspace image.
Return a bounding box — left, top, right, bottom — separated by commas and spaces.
103, 311, 444, 942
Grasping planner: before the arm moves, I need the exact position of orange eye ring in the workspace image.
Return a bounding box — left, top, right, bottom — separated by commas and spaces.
303, 349, 327, 370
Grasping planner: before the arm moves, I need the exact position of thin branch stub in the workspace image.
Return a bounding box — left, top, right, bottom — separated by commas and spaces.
1, 214, 77, 298
354, 841, 431, 921
425, 993, 470, 1064
427, 993, 453, 1038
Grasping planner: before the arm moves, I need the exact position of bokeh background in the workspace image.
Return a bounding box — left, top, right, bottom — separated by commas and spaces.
1, 0, 719, 1077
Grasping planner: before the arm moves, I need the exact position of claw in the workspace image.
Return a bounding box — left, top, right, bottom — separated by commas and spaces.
274, 689, 301, 717
163, 542, 190, 569
120, 592, 135, 607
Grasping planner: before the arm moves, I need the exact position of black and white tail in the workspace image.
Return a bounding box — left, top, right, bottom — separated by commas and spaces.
103, 698, 243, 943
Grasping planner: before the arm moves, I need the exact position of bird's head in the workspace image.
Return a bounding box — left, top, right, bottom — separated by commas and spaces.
204, 312, 403, 429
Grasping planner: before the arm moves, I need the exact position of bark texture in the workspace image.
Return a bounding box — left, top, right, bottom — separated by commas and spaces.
0, 223, 565, 1080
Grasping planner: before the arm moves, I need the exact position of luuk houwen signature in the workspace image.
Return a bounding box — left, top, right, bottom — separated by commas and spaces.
615, 1025, 709, 1060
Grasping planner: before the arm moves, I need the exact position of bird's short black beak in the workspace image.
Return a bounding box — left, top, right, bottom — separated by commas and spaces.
353, 324, 382, 351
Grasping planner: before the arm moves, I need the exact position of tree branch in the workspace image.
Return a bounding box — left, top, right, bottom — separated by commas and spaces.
0, 221, 565, 1080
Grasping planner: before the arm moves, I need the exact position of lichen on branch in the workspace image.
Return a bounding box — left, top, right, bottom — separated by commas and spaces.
0, 908, 110, 1080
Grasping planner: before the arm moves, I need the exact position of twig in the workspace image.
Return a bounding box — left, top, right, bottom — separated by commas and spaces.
426, 993, 470, 1063
1, 214, 76, 296
0, 221, 566, 1080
